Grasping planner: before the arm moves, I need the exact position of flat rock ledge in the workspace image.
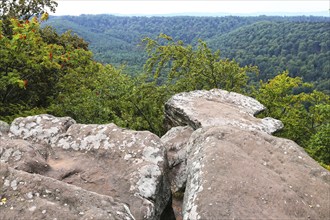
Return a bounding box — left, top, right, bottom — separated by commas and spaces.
165, 89, 283, 134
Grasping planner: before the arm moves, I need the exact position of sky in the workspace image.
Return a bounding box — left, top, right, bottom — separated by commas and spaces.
52, 1, 330, 16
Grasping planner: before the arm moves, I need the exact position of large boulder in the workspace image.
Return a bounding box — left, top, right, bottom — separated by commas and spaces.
182, 126, 330, 220
9, 114, 76, 145
0, 163, 135, 220
165, 89, 283, 134
49, 123, 173, 220
6, 116, 174, 220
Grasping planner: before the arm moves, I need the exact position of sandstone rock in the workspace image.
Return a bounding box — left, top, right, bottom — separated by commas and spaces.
0, 138, 49, 174
6, 115, 174, 220
161, 126, 193, 193
47, 123, 173, 220
165, 89, 283, 134
0, 120, 9, 136
0, 163, 135, 220
9, 114, 76, 145
182, 126, 330, 220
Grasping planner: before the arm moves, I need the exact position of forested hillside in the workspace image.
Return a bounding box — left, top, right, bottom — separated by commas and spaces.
45, 15, 330, 91
207, 21, 330, 91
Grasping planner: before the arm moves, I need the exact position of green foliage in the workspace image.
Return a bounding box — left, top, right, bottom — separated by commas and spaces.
255, 72, 330, 165
143, 34, 258, 94
44, 15, 330, 93
208, 21, 330, 92
1, 18, 58, 120
0, 17, 92, 122
0, 0, 57, 20
125, 76, 168, 136
49, 64, 168, 136
49, 63, 131, 124
307, 123, 330, 165
1, 0, 57, 37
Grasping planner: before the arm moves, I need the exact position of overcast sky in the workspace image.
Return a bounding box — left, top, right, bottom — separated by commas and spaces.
53, 1, 329, 16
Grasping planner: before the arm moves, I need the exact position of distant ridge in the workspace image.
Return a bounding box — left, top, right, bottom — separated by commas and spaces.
53, 11, 329, 17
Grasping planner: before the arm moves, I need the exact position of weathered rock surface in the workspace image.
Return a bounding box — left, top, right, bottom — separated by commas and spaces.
161, 126, 193, 193
9, 114, 76, 145
161, 126, 194, 220
164, 89, 329, 220
0, 120, 9, 136
1, 115, 174, 220
0, 139, 49, 174
48, 123, 173, 220
165, 89, 283, 134
0, 163, 135, 220
182, 126, 330, 220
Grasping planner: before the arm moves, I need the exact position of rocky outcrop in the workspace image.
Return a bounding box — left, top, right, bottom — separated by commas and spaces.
1, 114, 174, 220
1, 89, 329, 220
163, 89, 330, 220
165, 89, 283, 134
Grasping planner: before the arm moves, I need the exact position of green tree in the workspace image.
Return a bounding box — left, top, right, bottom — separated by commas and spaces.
307, 123, 330, 166
1, 0, 57, 37
255, 71, 330, 166
0, 0, 57, 20
0, 17, 91, 122
50, 66, 169, 136
143, 34, 258, 94
49, 63, 130, 125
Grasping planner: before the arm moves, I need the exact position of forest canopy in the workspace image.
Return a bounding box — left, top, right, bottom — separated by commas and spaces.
45, 14, 330, 93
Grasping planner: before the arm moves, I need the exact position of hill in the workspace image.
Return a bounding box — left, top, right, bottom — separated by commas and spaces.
44, 15, 330, 91
207, 20, 330, 91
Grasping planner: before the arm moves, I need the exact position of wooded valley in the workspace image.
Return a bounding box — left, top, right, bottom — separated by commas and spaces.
45, 15, 330, 92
